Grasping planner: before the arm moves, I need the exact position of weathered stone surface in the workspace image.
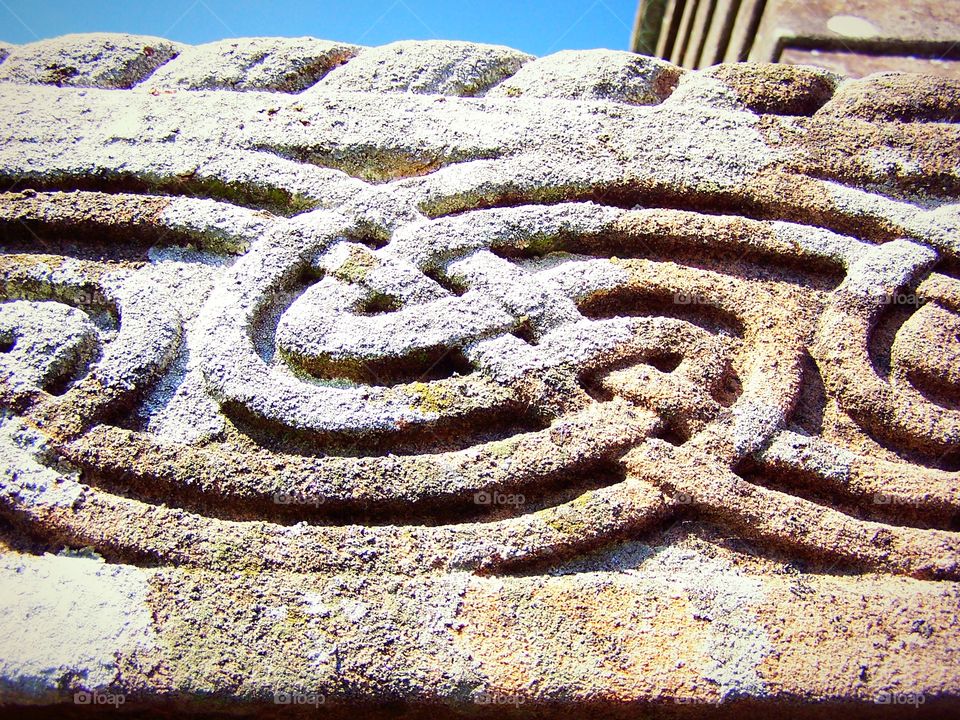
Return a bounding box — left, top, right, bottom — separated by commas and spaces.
699, 62, 841, 116
815, 72, 960, 123
315, 40, 532, 96
0, 32, 959, 716
142, 36, 360, 92
0, 43, 13, 65
485, 49, 683, 103
0, 33, 183, 89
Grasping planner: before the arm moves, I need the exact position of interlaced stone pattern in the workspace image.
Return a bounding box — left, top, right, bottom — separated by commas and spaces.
0, 32, 959, 711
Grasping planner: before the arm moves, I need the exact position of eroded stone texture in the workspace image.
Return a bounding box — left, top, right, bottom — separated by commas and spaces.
485, 49, 683, 103
0, 33, 183, 88
0, 33, 958, 717
698, 63, 840, 116
142, 37, 361, 92
315, 40, 533, 96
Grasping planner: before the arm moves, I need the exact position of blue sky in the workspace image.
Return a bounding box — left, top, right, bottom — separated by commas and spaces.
0, 1, 639, 56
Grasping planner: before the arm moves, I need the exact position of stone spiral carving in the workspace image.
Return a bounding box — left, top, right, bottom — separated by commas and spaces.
0, 33, 959, 710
